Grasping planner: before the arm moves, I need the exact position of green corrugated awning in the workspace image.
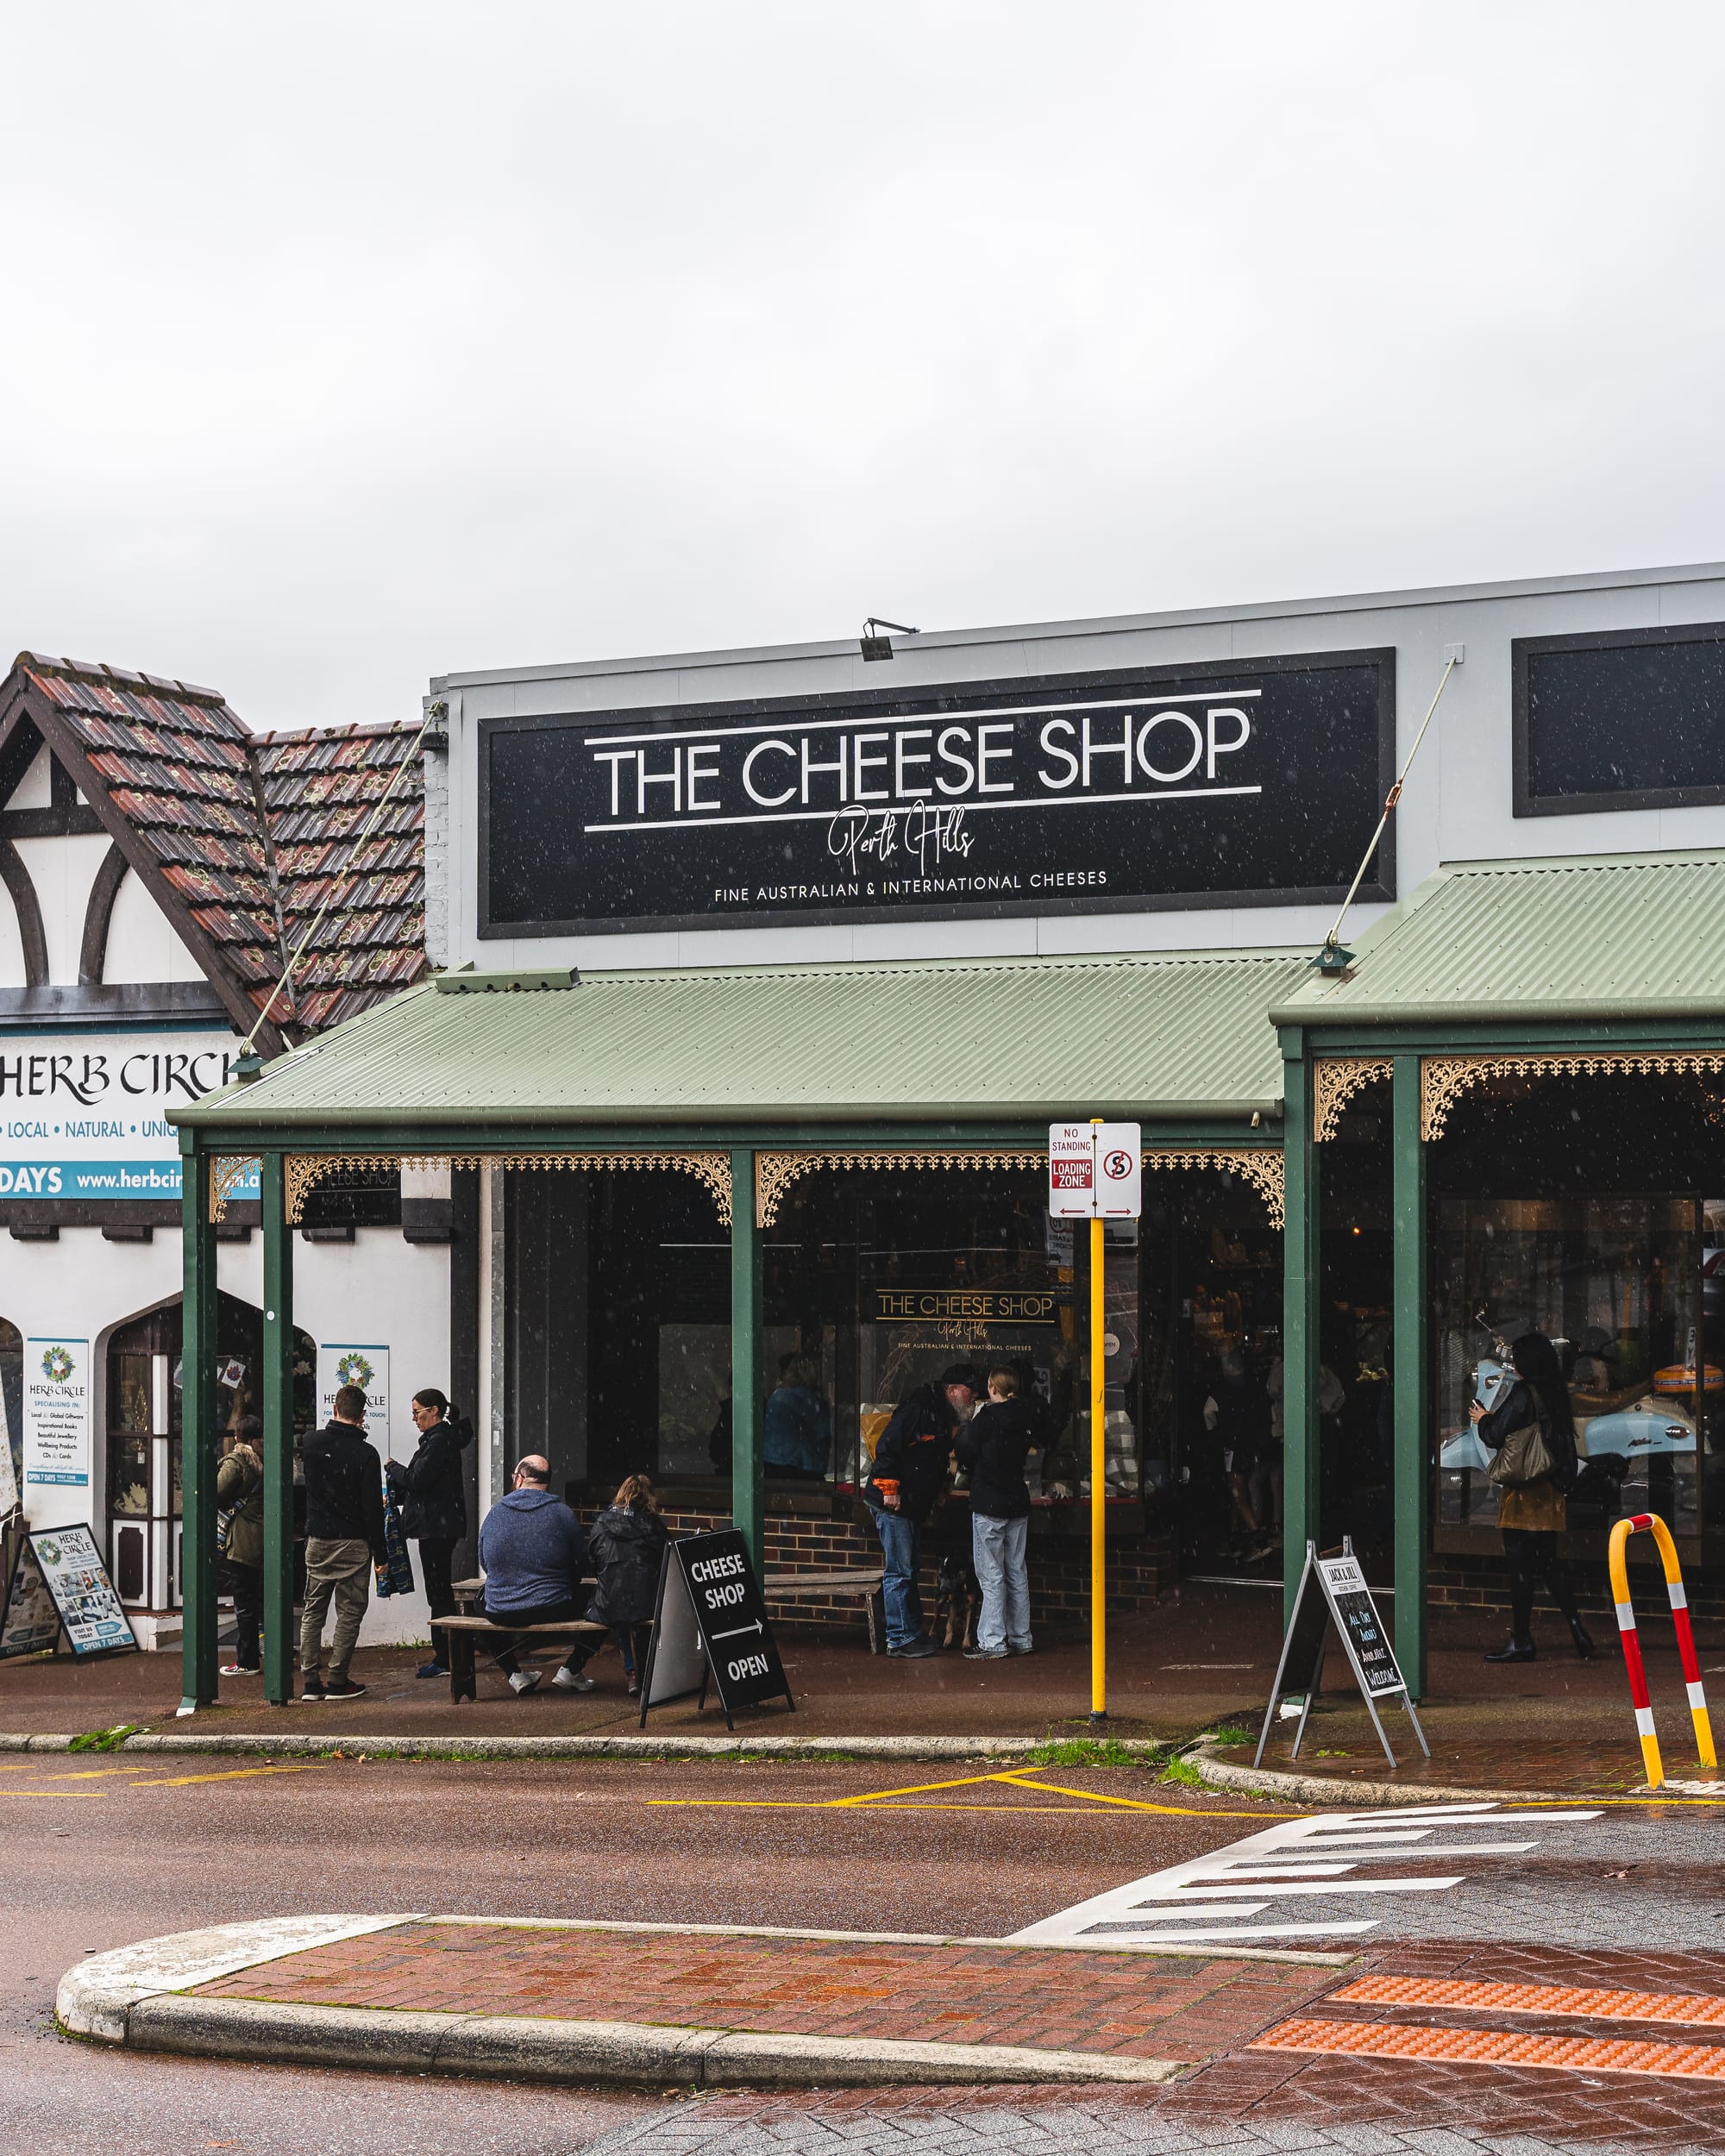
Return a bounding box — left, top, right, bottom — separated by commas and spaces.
1273, 850, 1725, 1028
175, 949, 1306, 1131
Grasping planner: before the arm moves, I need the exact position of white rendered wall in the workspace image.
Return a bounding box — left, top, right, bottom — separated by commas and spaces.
102, 866, 210, 984
9, 744, 53, 810
1, 1226, 450, 1652
436, 562, 1725, 976
0, 879, 26, 984
9, 833, 113, 984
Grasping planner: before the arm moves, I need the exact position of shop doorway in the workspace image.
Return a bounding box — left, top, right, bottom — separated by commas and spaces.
104, 1292, 316, 1611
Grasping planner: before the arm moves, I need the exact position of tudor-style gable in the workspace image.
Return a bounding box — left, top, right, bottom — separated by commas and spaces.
0, 654, 426, 1044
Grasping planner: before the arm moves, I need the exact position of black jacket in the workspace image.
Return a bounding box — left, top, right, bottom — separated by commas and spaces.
865, 1384, 957, 1524
587, 1503, 670, 1626
301, 1420, 387, 1562
1478, 1378, 1578, 1494
386, 1414, 473, 1541
956, 1397, 1036, 1520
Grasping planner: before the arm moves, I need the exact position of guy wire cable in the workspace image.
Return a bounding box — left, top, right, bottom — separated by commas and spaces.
1314, 652, 1459, 970
235, 703, 437, 1068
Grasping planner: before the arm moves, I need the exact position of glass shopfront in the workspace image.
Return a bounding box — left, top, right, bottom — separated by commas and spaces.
1429, 1073, 1725, 1565
505, 1160, 1291, 1581
1434, 1194, 1717, 1555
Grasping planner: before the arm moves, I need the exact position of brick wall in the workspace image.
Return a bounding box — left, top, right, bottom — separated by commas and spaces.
1428, 1550, 1725, 1630
578, 1503, 1170, 1636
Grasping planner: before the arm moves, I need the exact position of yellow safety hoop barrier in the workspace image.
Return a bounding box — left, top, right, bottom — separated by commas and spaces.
1607, 1512, 1717, 1790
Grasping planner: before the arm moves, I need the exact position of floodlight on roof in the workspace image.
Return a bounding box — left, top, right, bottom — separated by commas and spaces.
860, 616, 919, 661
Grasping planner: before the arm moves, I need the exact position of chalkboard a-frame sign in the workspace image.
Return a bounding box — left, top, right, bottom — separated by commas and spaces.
1254, 1539, 1429, 1770
638, 1528, 795, 1730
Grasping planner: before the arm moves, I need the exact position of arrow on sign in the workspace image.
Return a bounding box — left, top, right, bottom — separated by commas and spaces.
710, 1620, 765, 1643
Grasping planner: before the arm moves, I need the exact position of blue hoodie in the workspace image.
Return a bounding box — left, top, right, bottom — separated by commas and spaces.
478, 1487, 590, 1614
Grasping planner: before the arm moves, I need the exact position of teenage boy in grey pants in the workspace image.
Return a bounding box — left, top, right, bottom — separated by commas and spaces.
298, 1382, 386, 1700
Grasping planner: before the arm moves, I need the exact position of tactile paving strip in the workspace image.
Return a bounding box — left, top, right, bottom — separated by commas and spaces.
1332, 1975, 1725, 2028
1254, 2016, 1725, 2081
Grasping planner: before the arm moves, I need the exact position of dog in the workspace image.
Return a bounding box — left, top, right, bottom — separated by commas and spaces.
934, 1551, 981, 1651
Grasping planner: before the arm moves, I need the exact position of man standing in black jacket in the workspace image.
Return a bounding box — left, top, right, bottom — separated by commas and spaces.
386, 1388, 474, 1681
955, 1367, 1037, 1660
864, 1363, 978, 1658
298, 1382, 386, 1701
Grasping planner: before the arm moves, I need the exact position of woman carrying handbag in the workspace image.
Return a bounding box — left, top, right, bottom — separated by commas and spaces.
1470, 1329, 1593, 1664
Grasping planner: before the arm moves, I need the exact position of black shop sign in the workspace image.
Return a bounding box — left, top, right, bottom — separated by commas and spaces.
480, 651, 1397, 937
637, 1528, 794, 1730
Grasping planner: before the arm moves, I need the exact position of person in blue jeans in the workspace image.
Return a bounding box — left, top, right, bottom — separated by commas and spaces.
863, 1363, 979, 1658
955, 1366, 1036, 1659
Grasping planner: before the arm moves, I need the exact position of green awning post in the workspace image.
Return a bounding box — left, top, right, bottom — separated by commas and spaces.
178, 1139, 219, 1714
1391, 1055, 1429, 1697
1280, 1041, 1320, 1621
730, 1150, 764, 1574
261, 1153, 295, 1706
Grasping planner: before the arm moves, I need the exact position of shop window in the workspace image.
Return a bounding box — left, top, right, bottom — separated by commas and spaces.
1434, 1194, 1713, 1553
1514, 621, 1725, 816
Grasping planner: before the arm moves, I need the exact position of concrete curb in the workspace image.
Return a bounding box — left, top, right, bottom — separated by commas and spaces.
1186, 1739, 1562, 1809
0, 1730, 1162, 1763
60, 1917, 1185, 2088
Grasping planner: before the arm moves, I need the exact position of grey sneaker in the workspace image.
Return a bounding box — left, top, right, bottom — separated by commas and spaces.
888, 1638, 938, 1659
552, 1666, 596, 1691
508, 1669, 543, 1695
963, 1646, 1008, 1661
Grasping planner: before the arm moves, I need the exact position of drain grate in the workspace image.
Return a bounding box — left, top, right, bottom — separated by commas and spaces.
1331, 1975, 1725, 2028
1254, 2016, 1725, 2080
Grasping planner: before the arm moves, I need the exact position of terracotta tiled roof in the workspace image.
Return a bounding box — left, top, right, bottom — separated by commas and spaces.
3, 654, 427, 1042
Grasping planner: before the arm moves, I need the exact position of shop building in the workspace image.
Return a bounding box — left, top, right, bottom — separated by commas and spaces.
172, 562, 1725, 1707
0, 654, 442, 1648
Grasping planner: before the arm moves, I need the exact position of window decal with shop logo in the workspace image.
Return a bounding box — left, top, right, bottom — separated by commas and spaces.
480, 652, 1396, 935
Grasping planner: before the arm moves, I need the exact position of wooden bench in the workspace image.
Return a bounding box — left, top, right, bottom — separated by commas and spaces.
437, 1612, 610, 1704
763, 1568, 887, 1654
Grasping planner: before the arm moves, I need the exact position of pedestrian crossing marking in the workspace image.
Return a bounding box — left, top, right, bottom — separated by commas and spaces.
1009, 1802, 1603, 1948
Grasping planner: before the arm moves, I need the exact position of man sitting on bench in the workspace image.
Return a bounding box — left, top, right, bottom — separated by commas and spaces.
477, 1455, 593, 1696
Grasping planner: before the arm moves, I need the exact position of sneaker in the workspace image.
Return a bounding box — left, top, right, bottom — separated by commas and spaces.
963, 1645, 1009, 1661
1007, 1643, 1034, 1656
298, 1682, 325, 1702
323, 1677, 367, 1699
219, 1664, 260, 1677
626, 1675, 641, 1697
415, 1661, 449, 1680
552, 1666, 595, 1691
509, 1669, 543, 1695
888, 1638, 938, 1659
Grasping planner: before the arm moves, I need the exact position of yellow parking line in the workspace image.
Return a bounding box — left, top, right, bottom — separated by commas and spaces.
129, 1763, 334, 1787
827, 1770, 1022, 1807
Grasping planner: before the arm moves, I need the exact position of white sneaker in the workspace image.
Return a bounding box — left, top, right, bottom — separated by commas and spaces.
508, 1669, 542, 1695
552, 1666, 596, 1691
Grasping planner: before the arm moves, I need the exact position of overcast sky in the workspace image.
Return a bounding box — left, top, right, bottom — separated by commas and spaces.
4, 3, 1722, 732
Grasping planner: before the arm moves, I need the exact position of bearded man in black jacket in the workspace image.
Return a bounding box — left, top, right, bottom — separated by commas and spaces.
863, 1363, 979, 1658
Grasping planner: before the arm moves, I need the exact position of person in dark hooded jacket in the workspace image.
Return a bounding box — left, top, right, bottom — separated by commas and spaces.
564, 1474, 669, 1695
386, 1388, 474, 1680
864, 1363, 979, 1658
955, 1367, 1036, 1659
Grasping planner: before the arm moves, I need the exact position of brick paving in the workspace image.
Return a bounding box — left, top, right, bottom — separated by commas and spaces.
193, 1922, 1334, 2062
193, 1925, 1725, 2152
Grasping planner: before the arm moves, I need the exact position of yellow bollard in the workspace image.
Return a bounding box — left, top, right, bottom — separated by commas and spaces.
1090, 1208, 1106, 1728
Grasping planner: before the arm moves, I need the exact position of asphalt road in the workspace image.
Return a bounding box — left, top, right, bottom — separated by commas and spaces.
1, 1751, 1721, 2156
